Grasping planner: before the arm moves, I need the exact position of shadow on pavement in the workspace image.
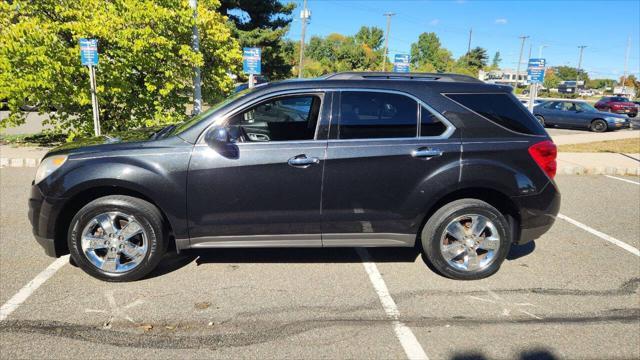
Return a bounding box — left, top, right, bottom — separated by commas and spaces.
507, 241, 536, 261
451, 348, 558, 360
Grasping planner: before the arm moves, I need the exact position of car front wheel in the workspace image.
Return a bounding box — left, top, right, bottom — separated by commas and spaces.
421, 199, 511, 280
590, 119, 608, 132
68, 195, 167, 282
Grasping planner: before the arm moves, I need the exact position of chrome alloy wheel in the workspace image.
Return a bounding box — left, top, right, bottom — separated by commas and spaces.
439, 214, 500, 272
80, 211, 148, 273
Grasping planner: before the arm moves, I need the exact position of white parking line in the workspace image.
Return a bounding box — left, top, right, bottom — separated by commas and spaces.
356, 248, 429, 360
558, 214, 640, 256
604, 175, 640, 185
0, 255, 68, 322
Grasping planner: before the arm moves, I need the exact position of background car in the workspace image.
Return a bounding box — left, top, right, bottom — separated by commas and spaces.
594, 96, 638, 118
533, 100, 629, 132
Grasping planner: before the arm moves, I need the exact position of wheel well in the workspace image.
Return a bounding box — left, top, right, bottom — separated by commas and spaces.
54, 186, 174, 256
418, 187, 521, 246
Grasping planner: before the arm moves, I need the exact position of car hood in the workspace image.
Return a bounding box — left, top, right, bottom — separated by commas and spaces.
46, 126, 165, 157
598, 111, 628, 119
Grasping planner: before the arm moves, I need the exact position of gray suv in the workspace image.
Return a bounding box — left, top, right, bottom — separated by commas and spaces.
29, 72, 560, 281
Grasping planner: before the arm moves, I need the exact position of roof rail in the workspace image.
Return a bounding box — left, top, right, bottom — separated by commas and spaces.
323, 71, 483, 83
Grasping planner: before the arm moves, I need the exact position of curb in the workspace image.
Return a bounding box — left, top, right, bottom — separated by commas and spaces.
558, 165, 640, 176
0, 157, 41, 168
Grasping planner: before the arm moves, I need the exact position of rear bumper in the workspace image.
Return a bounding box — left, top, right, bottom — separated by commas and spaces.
512, 180, 561, 244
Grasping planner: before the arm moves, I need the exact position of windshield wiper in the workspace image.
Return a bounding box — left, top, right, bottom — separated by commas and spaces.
150, 125, 176, 140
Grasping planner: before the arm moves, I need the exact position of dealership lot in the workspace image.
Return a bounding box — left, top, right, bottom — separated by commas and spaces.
0, 168, 638, 359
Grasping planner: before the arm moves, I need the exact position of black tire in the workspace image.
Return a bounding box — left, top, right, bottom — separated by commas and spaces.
420, 199, 511, 280
590, 119, 608, 132
535, 115, 545, 127
68, 195, 167, 282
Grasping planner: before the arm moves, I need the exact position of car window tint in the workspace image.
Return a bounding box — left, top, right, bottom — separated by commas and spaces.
339, 91, 417, 139
446, 93, 545, 135
227, 95, 320, 142
420, 107, 447, 136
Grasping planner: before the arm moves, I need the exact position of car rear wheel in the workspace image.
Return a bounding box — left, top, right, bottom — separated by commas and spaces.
420, 199, 511, 280
590, 119, 608, 132
535, 115, 545, 127
68, 195, 167, 282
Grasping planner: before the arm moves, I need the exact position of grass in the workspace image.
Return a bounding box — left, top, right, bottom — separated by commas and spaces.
558, 138, 640, 154
0, 133, 66, 147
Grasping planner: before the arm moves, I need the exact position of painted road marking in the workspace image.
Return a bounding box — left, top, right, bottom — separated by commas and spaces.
558, 214, 639, 256
0, 255, 69, 321
356, 248, 429, 360
604, 175, 640, 185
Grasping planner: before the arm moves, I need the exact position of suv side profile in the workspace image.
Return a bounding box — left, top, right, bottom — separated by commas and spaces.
29, 72, 560, 282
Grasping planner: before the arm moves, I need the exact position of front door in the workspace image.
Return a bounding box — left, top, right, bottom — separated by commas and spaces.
187, 92, 328, 247
321, 90, 461, 247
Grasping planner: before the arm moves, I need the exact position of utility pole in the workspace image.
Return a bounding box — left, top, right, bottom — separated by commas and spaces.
621, 35, 631, 94
298, 0, 310, 79
576, 45, 587, 90
189, 0, 202, 115
381, 12, 395, 71
515, 35, 529, 89
466, 28, 472, 64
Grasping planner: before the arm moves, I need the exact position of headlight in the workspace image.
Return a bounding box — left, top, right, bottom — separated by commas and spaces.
605, 116, 624, 123
34, 155, 68, 184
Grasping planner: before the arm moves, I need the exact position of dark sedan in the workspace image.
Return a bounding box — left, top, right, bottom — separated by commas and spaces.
533, 100, 630, 132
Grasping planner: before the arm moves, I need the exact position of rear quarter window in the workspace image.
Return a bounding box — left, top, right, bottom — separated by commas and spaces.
446, 93, 546, 135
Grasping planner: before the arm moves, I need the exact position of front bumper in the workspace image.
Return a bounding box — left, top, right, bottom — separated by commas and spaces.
611, 109, 637, 117
512, 180, 561, 244
28, 182, 65, 257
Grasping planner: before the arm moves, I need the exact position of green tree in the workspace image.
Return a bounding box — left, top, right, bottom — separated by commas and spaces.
303, 32, 382, 76
543, 68, 561, 89
491, 51, 502, 68
588, 78, 615, 90
0, 0, 241, 138
410, 32, 452, 72
220, 0, 294, 80
355, 26, 384, 50
464, 47, 488, 69
553, 66, 590, 83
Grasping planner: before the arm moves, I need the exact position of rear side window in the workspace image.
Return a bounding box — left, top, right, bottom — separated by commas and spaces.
446, 93, 545, 135
339, 91, 417, 139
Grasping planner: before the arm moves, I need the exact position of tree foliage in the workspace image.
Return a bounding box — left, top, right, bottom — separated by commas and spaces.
552, 66, 590, 83
301, 29, 384, 77
0, 0, 241, 138
220, 0, 294, 80
410, 32, 452, 72
463, 47, 488, 69
491, 51, 502, 68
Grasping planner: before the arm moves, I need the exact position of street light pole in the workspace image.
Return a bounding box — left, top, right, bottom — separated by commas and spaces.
515, 35, 529, 89
381, 12, 395, 72
538, 45, 548, 58
576, 45, 587, 92
298, 0, 310, 79
621, 35, 631, 95
189, 0, 202, 115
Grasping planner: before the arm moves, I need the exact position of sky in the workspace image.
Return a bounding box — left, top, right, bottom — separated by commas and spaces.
285, 0, 640, 80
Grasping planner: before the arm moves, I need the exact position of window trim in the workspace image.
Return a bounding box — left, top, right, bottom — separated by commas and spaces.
333, 89, 455, 142
196, 89, 326, 145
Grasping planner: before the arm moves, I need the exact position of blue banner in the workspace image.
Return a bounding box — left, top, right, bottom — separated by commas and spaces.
79, 38, 99, 66
243, 47, 261, 75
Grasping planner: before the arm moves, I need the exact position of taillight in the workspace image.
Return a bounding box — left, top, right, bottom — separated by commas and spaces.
528, 140, 557, 179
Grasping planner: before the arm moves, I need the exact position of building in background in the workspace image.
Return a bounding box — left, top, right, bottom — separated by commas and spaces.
479, 69, 528, 87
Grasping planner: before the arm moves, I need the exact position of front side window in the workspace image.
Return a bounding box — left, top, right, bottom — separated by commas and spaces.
226, 95, 320, 142
338, 91, 417, 139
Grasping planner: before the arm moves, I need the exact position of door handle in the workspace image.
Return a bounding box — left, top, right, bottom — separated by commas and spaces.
411, 147, 443, 158
288, 155, 320, 167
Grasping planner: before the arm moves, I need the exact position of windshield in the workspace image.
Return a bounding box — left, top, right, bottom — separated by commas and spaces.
170, 88, 253, 135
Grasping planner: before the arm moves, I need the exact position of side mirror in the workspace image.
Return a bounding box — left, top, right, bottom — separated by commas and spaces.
205, 126, 230, 147
204, 126, 239, 159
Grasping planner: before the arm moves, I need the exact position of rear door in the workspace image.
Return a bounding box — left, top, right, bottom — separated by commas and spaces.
320, 90, 460, 247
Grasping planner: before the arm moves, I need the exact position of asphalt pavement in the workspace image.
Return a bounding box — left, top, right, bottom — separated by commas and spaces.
0, 168, 638, 359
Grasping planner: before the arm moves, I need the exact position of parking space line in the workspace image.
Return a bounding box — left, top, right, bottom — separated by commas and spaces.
604, 175, 640, 185
558, 214, 640, 256
0, 255, 68, 322
356, 248, 429, 360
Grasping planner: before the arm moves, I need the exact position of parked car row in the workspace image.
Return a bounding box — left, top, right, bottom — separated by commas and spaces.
533, 100, 630, 132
